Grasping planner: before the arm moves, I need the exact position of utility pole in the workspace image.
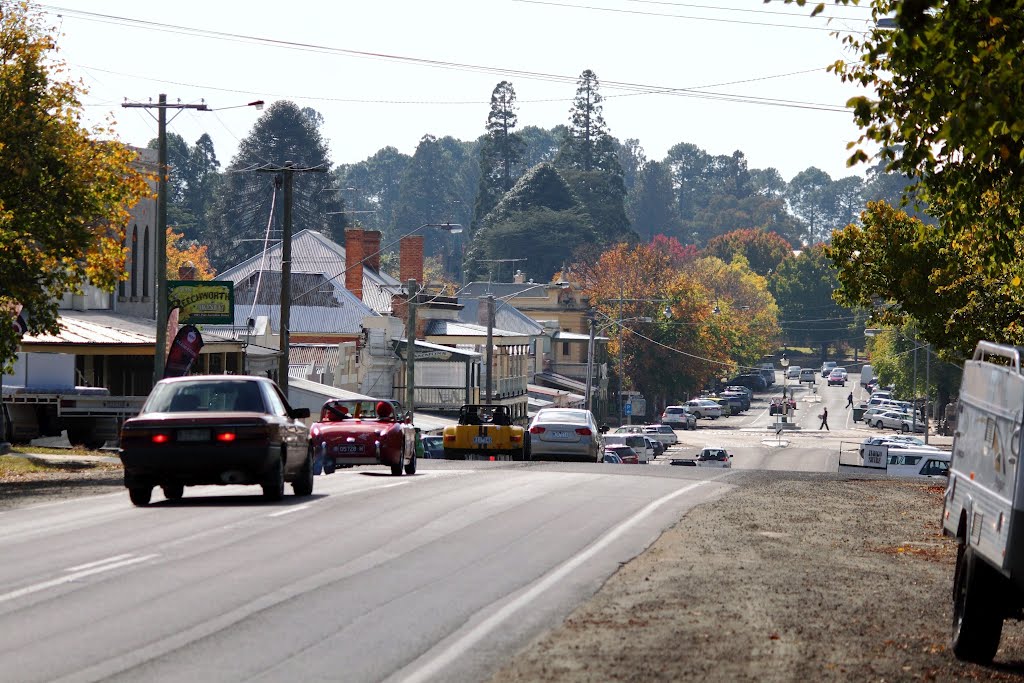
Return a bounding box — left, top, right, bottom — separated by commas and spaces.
254, 162, 326, 399
405, 280, 419, 418
585, 313, 596, 411
483, 294, 495, 403
122, 94, 209, 385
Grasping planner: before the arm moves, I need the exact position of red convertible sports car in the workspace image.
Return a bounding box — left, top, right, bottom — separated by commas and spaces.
309, 399, 417, 476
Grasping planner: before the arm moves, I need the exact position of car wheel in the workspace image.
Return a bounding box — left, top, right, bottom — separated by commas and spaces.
262, 456, 285, 502
405, 448, 417, 475
875, 420, 884, 429
128, 485, 152, 507
292, 447, 314, 496
322, 444, 336, 474
161, 483, 184, 501
900, 424, 909, 434
391, 440, 405, 476
952, 543, 1003, 663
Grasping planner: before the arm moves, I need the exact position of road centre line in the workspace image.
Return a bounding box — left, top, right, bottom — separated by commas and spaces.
67, 554, 136, 572
398, 478, 716, 683
0, 554, 159, 605
267, 503, 312, 518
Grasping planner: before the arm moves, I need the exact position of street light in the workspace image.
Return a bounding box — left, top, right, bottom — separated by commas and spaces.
779, 354, 790, 423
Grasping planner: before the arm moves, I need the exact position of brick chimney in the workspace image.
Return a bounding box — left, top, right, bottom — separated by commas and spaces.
363, 230, 382, 272
399, 235, 424, 286
344, 228, 364, 300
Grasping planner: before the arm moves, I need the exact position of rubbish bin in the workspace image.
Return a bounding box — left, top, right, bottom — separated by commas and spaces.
853, 407, 865, 422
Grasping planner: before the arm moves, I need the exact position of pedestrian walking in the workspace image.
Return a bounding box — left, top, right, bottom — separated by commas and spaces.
846, 392, 854, 408
819, 406, 829, 430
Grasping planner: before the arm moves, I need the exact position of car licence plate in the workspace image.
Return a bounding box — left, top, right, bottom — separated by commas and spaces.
332, 444, 365, 454
473, 436, 492, 445
551, 431, 571, 439
178, 429, 210, 442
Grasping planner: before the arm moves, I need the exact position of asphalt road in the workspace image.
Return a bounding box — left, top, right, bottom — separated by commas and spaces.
0, 461, 731, 683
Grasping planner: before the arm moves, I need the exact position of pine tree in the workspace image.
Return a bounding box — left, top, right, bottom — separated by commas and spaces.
557, 70, 621, 176
473, 81, 525, 226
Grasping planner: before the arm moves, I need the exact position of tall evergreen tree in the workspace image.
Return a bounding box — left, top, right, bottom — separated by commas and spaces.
336, 146, 412, 234
203, 101, 344, 271
629, 160, 678, 242
473, 81, 525, 227
557, 69, 621, 175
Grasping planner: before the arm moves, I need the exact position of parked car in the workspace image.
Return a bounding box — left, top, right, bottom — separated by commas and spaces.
870, 410, 925, 433
695, 446, 732, 468
528, 408, 603, 462
603, 445, 638, 464
706, 396, 733, 416
643, 424, 679, 446
661, 406, 697, 430
685, 398, 722, 419
644, 435, 664, 458
728, 373, 768, 391
726, 385, 754, 403
821, 361, 838, 377
827, 368, 846, 386
118, 375, 313, 506
719, 391, 749, 412
421, 435, 445, 459
758, 363, 776, 387
886, 451, 951, 477
310, 397, 417, 476
601, 449, 625, 464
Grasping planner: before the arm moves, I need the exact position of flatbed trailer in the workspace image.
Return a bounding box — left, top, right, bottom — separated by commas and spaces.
2, 387, 146, 449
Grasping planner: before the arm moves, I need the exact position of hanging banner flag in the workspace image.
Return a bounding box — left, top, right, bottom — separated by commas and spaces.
12, 305, 27, 337
163, 324, 204, 378
165, 306, 180, 360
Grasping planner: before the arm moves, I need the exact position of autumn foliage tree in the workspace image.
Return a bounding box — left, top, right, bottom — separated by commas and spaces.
0, 2, 149, 368
166, 228, 217, 280
704, 228, 793, 277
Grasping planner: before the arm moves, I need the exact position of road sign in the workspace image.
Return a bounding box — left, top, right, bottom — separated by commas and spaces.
623, 401, 632, 416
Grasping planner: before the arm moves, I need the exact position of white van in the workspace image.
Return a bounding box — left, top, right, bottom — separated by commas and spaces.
861, 364, 874, 386
886, 451, 950, 477
799, 368, 816, 384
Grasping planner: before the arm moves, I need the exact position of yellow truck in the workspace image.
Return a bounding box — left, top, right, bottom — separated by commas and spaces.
442, 405, 530, 460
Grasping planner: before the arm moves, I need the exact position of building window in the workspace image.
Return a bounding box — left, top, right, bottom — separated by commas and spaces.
142, 225, 150, 298
130, 225, 139, 299
562, 341, 570, 356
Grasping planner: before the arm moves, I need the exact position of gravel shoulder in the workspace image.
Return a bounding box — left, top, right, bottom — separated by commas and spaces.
491, 472, 1024, 682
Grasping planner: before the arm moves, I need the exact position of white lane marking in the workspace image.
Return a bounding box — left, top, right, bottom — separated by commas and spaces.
66, 554, 135, 572
0, 554, 159, 605
267, 504, 312, 518
399, 479, 714, 683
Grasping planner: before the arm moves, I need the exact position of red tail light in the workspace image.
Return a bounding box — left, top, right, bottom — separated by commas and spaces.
530, 426, 545, 434
575, 428, 592, 436
216, 432, 236, 442
444, 434, 456, 442
510, 433, 522, 442
151, 433, 170, 444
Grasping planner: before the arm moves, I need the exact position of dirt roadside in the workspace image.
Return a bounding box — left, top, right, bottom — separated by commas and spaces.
491, 471, 1024, 682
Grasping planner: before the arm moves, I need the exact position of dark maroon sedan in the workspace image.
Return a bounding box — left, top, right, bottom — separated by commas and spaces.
309, 399, 416, 476
118, 375, 312, 506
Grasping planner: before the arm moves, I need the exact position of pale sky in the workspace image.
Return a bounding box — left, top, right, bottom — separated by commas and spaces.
47, 0, 878, 182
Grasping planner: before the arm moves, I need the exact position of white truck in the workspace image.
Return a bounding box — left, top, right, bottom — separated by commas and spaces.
943, 341, 1024, 663
2, 353, 145, 449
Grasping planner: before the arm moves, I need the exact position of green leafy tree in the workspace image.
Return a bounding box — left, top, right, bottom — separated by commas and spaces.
336, 146, 411, 233
148, 132, 221, 242
473, 81, 525, 227
465, 163, 590, 281
629, 160, 678, 241
704, 229, 793, 277
617, 138, 646, 194
0, 1, 149, 367
203, 101, 344, 271
769, 243, 858, 356
518, 125, 564, 171
785, 167, 832, 245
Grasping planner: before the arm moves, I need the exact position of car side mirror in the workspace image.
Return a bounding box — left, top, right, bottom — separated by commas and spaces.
291, 407, 311, 419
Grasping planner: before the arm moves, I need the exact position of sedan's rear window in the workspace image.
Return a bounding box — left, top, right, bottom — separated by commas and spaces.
146, 380, 266, 413
536, 410, 588, 424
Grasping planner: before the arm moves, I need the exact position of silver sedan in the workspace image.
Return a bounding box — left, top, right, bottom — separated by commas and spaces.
528, 408, 603, 462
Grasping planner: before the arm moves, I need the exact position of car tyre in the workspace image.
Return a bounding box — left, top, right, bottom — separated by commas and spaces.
875, 420, 885, 429
952, 543, 1003, 663
292, 448, 314, 496
129, 485, 152, 507
161, 483, 184, 501
391, 440, 405, 476
405, 448, 417, 475
900, 423, 909, 434
262, 456, 285, 502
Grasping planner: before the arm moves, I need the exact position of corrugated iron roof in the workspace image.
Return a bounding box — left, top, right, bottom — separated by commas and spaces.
19, 311, 239, 347
424, 320, 526, 339
223, 304, 374, 336
217, 229, 400, 315
457, 298, 544, 336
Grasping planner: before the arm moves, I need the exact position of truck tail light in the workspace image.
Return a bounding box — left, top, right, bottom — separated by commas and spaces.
510, 433, 522, 442
444, 434, 456, 442
575, 428, 592, 436
530, 426, 545, 434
